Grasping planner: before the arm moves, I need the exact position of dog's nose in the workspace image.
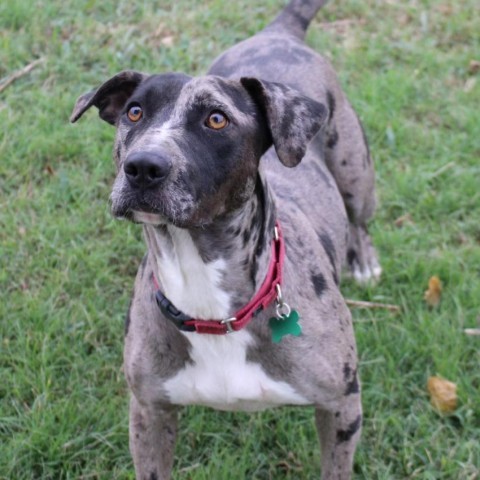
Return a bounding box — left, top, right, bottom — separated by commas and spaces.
124, 152, 172, 189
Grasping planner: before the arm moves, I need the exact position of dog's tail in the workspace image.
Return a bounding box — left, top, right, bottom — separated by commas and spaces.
263, 0, 329, 40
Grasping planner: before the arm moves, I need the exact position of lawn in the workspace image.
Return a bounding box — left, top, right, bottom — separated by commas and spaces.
1, 0, 479, 478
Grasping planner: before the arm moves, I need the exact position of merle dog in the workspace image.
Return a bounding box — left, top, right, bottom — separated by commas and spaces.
71, 0, 380, 478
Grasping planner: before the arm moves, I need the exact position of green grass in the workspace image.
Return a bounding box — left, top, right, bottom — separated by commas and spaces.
1, 0, 479, 478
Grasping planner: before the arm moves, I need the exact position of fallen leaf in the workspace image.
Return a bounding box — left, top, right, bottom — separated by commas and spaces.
161, 35, 175, 47
454, 232, 468, 245
427, 376, 457, 413
394, 213, 414, 228
468, 60, 480, 74
276, 451, 303, 473
397, 13, 413, 27
424, 275, 442, 307
436, 4, 454, 15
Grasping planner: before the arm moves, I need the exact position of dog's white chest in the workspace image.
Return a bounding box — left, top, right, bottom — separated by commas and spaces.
154, 227, 231, 320
150, 226, 309, 411
164, 330, 309, 411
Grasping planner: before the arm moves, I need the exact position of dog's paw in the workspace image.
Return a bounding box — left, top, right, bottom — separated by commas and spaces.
345, 224, 382, 284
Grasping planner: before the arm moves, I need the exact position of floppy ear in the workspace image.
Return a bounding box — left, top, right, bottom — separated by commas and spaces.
241, 77, 328, 167
70, 70, 148, 125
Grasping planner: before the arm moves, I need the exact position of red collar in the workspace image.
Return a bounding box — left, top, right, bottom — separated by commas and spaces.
152, 221, 285, 334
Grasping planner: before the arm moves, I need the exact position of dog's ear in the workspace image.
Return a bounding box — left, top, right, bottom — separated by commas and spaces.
241, 77, 328, 167
70, 70, 148, 125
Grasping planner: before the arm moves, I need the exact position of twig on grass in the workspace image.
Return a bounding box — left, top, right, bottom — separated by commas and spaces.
319, 19, 365, 32
464, 328, 480, 336
346, 299, 401, 313
178, 463, 201, 473
0, 57, 45, 94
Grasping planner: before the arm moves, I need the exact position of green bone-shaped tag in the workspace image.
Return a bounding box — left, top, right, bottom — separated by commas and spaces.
269, 309, 302, 343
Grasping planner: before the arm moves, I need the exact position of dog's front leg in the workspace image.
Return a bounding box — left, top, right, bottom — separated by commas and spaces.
315, 394, 362, 480
129, 395, 178, 480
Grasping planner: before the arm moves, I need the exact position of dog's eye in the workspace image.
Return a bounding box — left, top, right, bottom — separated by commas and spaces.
127, 105, 143, 123
205, 111, 229, 130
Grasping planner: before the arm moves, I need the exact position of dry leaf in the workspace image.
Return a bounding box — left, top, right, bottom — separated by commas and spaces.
424, 275, 442, 307
436, 4, 453, 15
276, 451, 303, 473
394, 213, 414, 228
161, 35, 175, 47
427, 376, 457, 413
397, 13, 413, 27
455, 233, 468, 245
468, 60, 480, 74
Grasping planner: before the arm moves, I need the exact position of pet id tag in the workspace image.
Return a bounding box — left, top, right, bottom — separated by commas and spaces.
269, 309, 302, 343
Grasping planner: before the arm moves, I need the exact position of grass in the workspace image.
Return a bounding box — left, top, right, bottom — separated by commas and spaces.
1, 0, 479, 478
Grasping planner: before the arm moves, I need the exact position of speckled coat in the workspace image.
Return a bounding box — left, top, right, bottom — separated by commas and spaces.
71, 0, 381, 478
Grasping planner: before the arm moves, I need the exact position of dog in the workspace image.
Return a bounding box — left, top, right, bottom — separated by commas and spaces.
71, 0, 381, 478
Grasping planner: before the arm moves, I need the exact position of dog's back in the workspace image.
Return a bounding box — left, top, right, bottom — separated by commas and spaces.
209, 0, 336, 102
209, 0, 348, 273
210, 0, 380, 282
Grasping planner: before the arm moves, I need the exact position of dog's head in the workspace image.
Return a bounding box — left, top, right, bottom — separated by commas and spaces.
71, 71, 327, 227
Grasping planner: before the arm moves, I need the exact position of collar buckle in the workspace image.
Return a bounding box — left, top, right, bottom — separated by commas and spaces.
155, 290, 195, 332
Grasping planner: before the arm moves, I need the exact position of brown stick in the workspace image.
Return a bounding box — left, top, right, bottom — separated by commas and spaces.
346, 299, 401, 313
0, 58, 44, 94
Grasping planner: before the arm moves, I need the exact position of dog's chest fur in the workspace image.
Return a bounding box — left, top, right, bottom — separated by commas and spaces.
164, 332, 309, 411
152, 226, 231, 320
151, 226, 309, 411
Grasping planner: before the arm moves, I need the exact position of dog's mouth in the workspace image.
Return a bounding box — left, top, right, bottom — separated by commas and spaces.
114, 204, 170, 226
110, 191, 168, 223
110, 188, 197, 228
131, 210, 166, 226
